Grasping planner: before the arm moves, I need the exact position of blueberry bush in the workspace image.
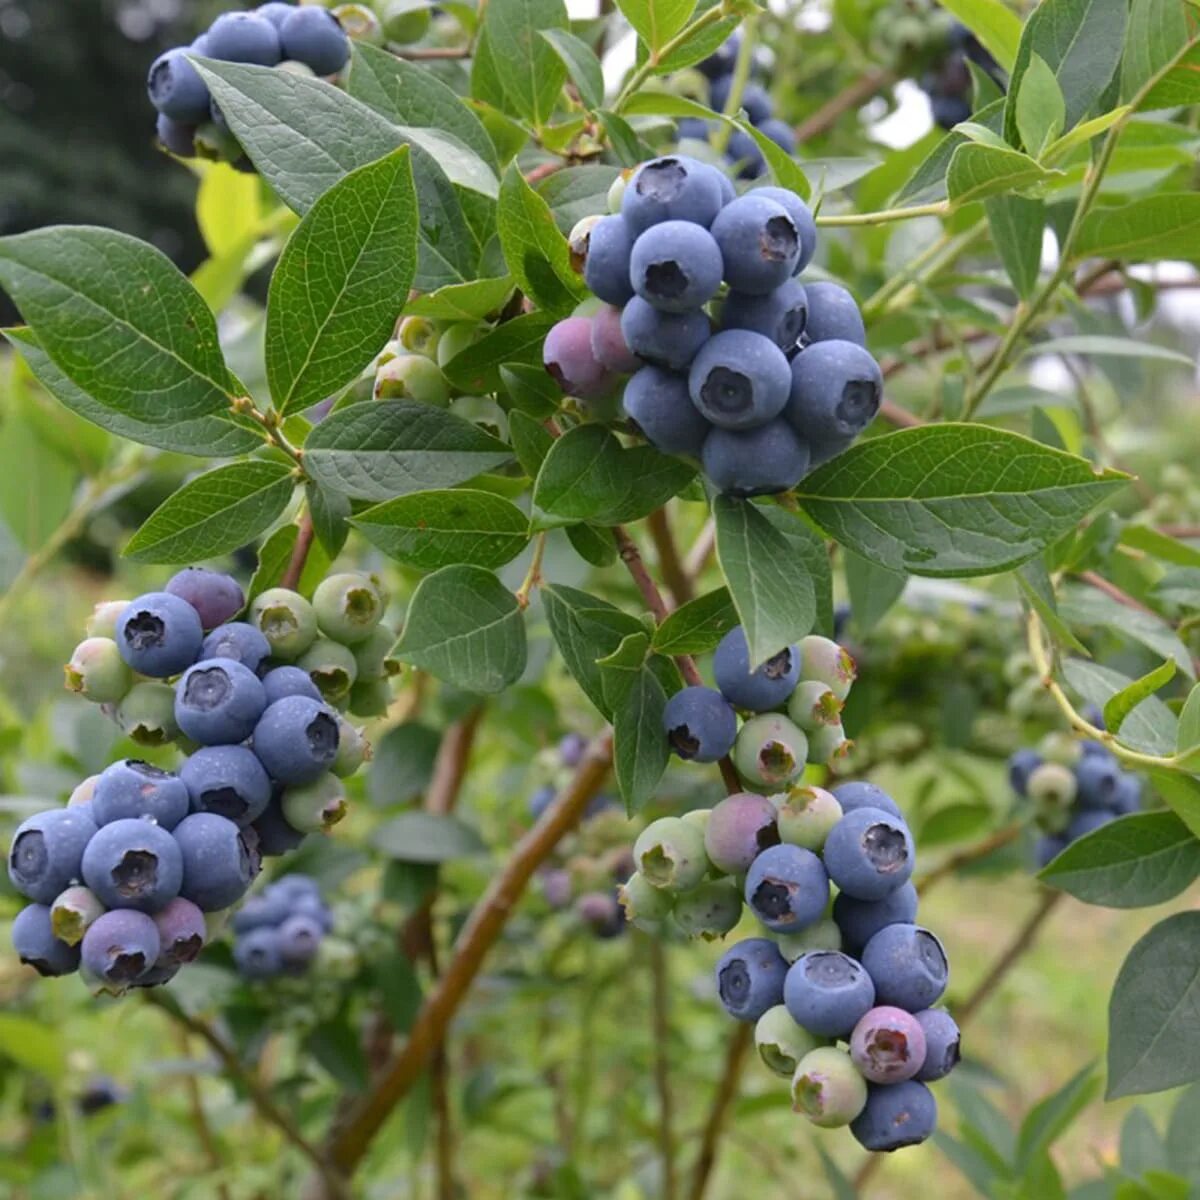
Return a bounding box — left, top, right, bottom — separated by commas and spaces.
1, 0, 1199, 1195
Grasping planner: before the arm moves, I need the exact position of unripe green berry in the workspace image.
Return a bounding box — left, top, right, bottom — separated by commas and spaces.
774, 785, 842, 851
117, 682, 180, 746
606, 172, 628, 214
807, 722, 851, 766
312, 572, 386, 645
296, 636, 359, 705
786, 680, 844, 733
436, 322, 484, 367
397, 315, 440, 356
798, 635, 857, 700
348, 678, 392, 717
791, 1046, 868, 1127
86, 600, 129, 639
1002, 651, 1035, 686
672, 879, 742, 940
51, 886, 105, 946
681, 807, 712, 837
333, 3, 383, 42
68, 775, 99, 808
65, 637, 132, 703
633, 816, 709, 892
756, 1005, 825, 1077
618, 871, 675, 930
351, 624, 399, 680
249, 588, 319, 659
316, 935, 360, 979
204, 908, 233, 939
282, 773, 348, 833
733, 714, 808, 790
1028, 762, 1077, 808
667, 67, 708, 103
277, 60, 317, 77
332, 718, 371, 778
568, 214, 603, 274
374, 353, 451, 406
1037, 731, 1081, 767
776, 917, 842, 961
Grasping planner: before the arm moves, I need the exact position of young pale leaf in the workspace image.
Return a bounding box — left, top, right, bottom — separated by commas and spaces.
304, 401, 513, 501
617, 0, 694, 55
795, 425, 1128, 578
539, 30, 605, 110
351, 489, 530, 570
654, 15, 741, 73
1015, 54, 1066, 155
1015, 1064, 1100, 1171
1103, 659, 1177, 735
480, 0, 569, 126
1063, 660, 1177, 757
844, 551, 906, 634
713, 495, 816, 670
1177, 685, 1200, 759
1027, 335, 1195, 366
124, 461, 296, 564
0, 228, 234, 426
394, 564, 526, 693
652, 588, 739, 656
403, 277, 515, 322
946, 143, 1061, 205
1039, 812, 1200, 908
937, 0, 1022, 71
613, 665, 670, 814
266, 148, 418, 417
1121, 0, 1200, 108
1108, 912, 1200, 1098
441, 312, 558, 394
1071, 195, 1200, 264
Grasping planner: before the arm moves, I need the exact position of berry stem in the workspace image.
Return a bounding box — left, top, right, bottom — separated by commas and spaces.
915, 822, 1022, 897
794, 66, 896, 144
515, 532, 548, 609
814, 200, 951, 227
611, 4, 728, 114
685, 1023, 752, 1200
647, 506, 694, 605
279, 513, 317, 591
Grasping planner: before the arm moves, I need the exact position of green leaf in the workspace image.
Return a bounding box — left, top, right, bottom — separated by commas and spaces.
713, 495, 816, 669
617, 0, 694, 54
1123, 524, 1200, 570
249, 524, 300, 602
124, 461, 296, 564
596, 110, 654, 167
1015, 53, 1067, 156
1108, 911, 1200, 1098
1103, 660, 1178, 735
1028, 335, 1196, 366
612, 665, 670, 813
0, 227, 233, 425
1041, 106, 1131, 163
1063, 660, 1177, 756
598, 631, 653, 710
1040, 812, 1200, 908
1016, 1064, 1100, 1170
655, 15, 741, 73
652, 588, 739, 656
306, 481, 350, 559
500, 364, 561, 418
759, 506, 835, 638
533, 425, 696, 525
1121, 0, 1200, 108
844, 551, 906, 635
394, 563, 526, 693
374, 811, 487, 861
985, 195, 1044, 300
509, 410, 555, 477
403, 277, 515, 322
497, 164, 588, 315
730, 119, 812, 200
1058, 585, 1194, 680
947, 143, 1061, 205
795, 425, 1128, 578
1147, 772, 1200, 842
566, 523, 619, 567
1165, 1083, 1200, 1176
538, 164, 623, 232
441, 312, 558, 394
543, 584, 643, 716
1072, 195, 1200, 264
266, 148, 418, 416
1177, 685, 1200, 757
539, 29, 605, 110
895, 98, 1007, 206
1018, 561, 1090, 656
0, 412, 74, 553
1120, 1106, 1168, 1176
304, 401, 513, 501
480, 0, 569, 125
0, 1014, 65, 1080
937, 0, 1022, 71
352, 488, 530, 570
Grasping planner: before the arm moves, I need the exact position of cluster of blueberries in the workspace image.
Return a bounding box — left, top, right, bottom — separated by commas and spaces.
621, 780, 957, 1150
920, 24, 1004, 129
231, 874, 333, 980
1009, 733, 1142, 868
147, 3, 351, 162
664, 627, 856, 785
9, 566, 387, 991
546, 156, 881, 496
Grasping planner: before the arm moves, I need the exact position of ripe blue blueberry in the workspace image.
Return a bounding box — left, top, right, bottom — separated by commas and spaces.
279, 914, 324, 968
677, 116, 712, 141
759, 118, 796, 153
791, 1046, 868, 1127
13, 904, 80, 976
558, 732, 588, 767
823, 807, 914, 901
784, 950, 876, 1037
175, 658, 268, 746
689, 330, 791, 430
623, 366, 712, 459
8, 807, 99, 904
81, 909, 161, 988
662, 685, 737, 762
720, 279, 808, 350
725, 129, 766, 179
1066, 809, 1115, 841
915, 1008, 960, 1081
92, 760, 189, 830
1007, 747, 1043, 796
253, 696, 341, 784
710, 195, 801, 294
200, 622, 272, 673
205, 12, 282, 64
703, 419, 811, 496
744, 843, 829, 933
529, 785, 555, 821
699, 35, 740, 78
153, 896, 207, 967
543, 317, 614, 398
787, 340, 882, 443
1075, 754, 1121, 809
279, 6, 351, 74
583, 215, 635, 306
156, 115, 197, 158
173, 812, 257, 911
705, 792, 780, 874
831, 781, 900, 818
714, 625, 800, 711
629, 220, 723, 312
147, 48, 211, 123
850, 1080, 938, 1151
716, 937, 789, 1021
262, 665, 323, 705
801, 281, 866, 345
290, 888, 334, 932
116, 592, 204, 677
620, 297, 711, 371
165, 567, 245, 631
590, 304, 641, 374
180, 745, 272, 826
849, 1006, 927, 1084
733, 714, 809, 789
832, 881, 919, 956
1113, 773, 1142, 815
249, 792, 306, 856
1034, 832, 1067, 868
235, 925, 283, 979
576, 891, 626, 939
256, 3, 296, 29
249, 587, 319, 659
621, 155, 724, 233
232, 889, 291, 933
740, 83, 773, 125
861, 923, 948, 1011
81, 818, 183, 914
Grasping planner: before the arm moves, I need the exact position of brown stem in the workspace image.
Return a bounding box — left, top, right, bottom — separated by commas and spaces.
650, 938, 677, 1200
280, 513, 316, 591
684, 521, 716, 583
1078, 570, 1158, 618
686, 1023, 752, 1200
524, 160, 565, 186
647, 507, 694, 606
393, 45, 470, 59
915, 823, 1022, 897
879, 399, 924, 428
1159, 525, 1200, 539
795, 67, 896, 143
174, 1026, 232, 1200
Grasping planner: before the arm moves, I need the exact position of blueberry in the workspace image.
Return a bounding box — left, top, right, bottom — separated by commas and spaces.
272, 873, 322, 901
249, 587, 319, 659
175, 658, 267, 746
850, 1080, 938, 1151
291, 888, 334, 932
733, 714, 809, 789
784, 951, 876, 1037
618, 871, 675, 931
590, 305, 641, 374
180, 745, 272, 825
568, 214, 603, 273
1066, 809, 1115, 841
540, 867, 572, 909
1075, 754, 1122, 809
156, 113, 196, 157
702, 419, 811, 496
281, 774, 347, 833
713, 625, 800, 711
235, 925, 283, 979
633, 816, 709, 891
758, 117, 796, 153
802, 281, 866, 345
662, 685, 737, 762
689, 330, 792, 430
720, 280, 807, 351
775, 785, 843, 852
147, 47, 211, 123
82, 818, 183, 914
50, 885, 105, 946
350, 625, 398, 682
1112, 773, 1142, 815
850, 1006, 927, 1084
709, 72, 734, 111
117, 682, 181, 747
787, 340, 882, 444
809, 434, 856, 470
296, 637, 359, 704
173, 813, 257, 911
931, 93, 970, 128
205, 11, 282, 64
916, 1009, 961, 1082
677, 116, 712, 141
250, 792, 307, 856
744, 843, 828, 934
1028, 762, 1077, 809
725, 129, 766, 180
629, 220, 723, 313
623, 366, 711, 459
374, 354, 451, 406
262, 665, 323, 705
698, 35, 740, 79
791, 1046, 868, 1127
833, 881, 919, 956
253, 696, 340, 785
65, 638, 132, 704
576, 891, 626, 939
87, 600, 128, 640
165, 567, 245, 630
558, 732, 588, 767
620, 297, 711, 371
671, 879, 742, 940
280, 5, 350, 74
13, 903, 80, 976
279, 913, 324, 968
529, 784, 555, 821
8, 807, 99, 904
705, 792, 780, 874
622, 155, 724, 234
583, 215, 635, 306
1007, 748, 1043, 796
787, 680, 844, 733
755, 1004, 824, 1077
831, 781, 900, 818
740, 83, 773, 125
1034, 832, 1067, 868
543, 317, 614, 399
716, 937, 789, 1021
808, 721, 851, 765
750, 187, 816, 273
799, 635, 858, 700
153, 896, 207, 966
81, 909, 160, 988
824, 807, 914, 901
256, 3, 296, 29
711, 195, 800, 293
861, 924, 948, 1011
92, 760, 190, 830
200, 622, 272, 673
116, 592, 204, 677
232, 889, 291, 933
332, 718, 370, 779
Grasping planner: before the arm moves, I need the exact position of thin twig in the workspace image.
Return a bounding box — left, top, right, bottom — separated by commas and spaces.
524, 160, 565, 186
280, 513, 316, 591
392, 45, 471, 59
795, 67, 896, 143
1078, 570, 1157, 617
686, 1023, 752, 1200
174, 1026, 232, 1200
647, 507, 694, 606
649, 938, 677, 1200
915, 823, 1022, 897
684, 520, 716, 583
